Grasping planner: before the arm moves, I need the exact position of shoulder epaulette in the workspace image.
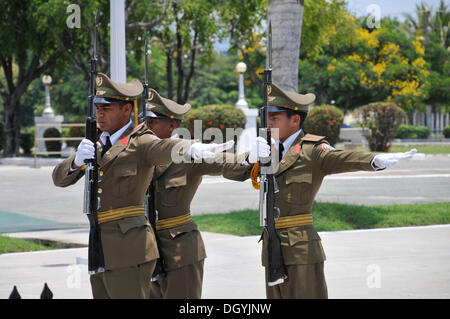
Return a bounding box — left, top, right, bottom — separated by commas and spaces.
131, 122, 150, 136
301, 134, 326, 143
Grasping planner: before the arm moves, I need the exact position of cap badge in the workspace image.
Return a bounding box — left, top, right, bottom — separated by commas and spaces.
96, 76, 103, 87
148, 91, 154, 101
96, 90, 106, 96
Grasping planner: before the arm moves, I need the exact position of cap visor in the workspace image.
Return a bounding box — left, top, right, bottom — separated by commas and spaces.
94, 97, 124, 105
267, 106, 289, 112
146, 110, 169, 119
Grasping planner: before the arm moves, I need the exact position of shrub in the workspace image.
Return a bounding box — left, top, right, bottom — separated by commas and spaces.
303, 105, 344, 146
0, 120, 3, 152
43, 127, 62, 157
182, 104, 246, 143
19, 132, 33, 155
444, 126, 450, 138
356, 101, 406, 152
396, 125, 430, 139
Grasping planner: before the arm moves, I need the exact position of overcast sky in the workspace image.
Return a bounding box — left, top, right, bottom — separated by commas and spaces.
345, 0, 448, 21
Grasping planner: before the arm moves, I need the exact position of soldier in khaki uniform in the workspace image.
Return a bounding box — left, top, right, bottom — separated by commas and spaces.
144, 89, 228, 299
223, 83, 416, 299
52, 73, 233, 299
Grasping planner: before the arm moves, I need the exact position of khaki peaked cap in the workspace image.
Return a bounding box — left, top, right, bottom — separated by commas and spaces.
268, 83, 315, 113
94, 72, 143, 104
146, 89, 191, 121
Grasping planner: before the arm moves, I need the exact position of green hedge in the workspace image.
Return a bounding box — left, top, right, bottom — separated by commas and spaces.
19, 133, 33, 155
303, 105, 344, 146
444, 126, 450, 138
182, 104, 246, 142
0, 120, 3, 152
43, 127, 62, 157
396, 125, 430, 139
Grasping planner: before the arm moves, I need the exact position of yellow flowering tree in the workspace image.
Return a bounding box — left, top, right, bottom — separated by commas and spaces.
299, 19, 431, 114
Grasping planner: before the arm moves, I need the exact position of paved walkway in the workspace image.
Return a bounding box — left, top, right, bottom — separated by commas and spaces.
1, 225, 449, 299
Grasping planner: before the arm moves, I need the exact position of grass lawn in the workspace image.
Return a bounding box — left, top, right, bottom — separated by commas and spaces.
0, 235, 58, 254
193, 202, 450, 236
338, 145, 450, 154
389, 145, 450, 154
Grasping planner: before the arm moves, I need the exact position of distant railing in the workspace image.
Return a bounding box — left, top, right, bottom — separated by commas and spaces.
33, 123, 84, 167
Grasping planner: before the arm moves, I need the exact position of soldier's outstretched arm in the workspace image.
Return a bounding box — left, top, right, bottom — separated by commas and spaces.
222, 137, 270, 182
314, 142, 417, 176
141, 135, 234, 166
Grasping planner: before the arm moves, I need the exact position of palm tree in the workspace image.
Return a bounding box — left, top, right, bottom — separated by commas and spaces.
431, 0, 450, 48
402, 0, 449, 49
268, 0, 305, 92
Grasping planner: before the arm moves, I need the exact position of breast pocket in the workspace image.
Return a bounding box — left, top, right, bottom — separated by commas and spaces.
159, 174, 187, 207
113, 163, 137, 197
284, 170, 312, 205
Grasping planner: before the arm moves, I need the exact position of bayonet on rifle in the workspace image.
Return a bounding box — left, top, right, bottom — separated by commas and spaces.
83, 12, 105, 274
259, 19, 287, 286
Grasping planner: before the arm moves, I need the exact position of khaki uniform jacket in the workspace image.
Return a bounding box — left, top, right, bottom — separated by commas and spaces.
153, 160, 225, 271
223, 132, 375, 267
52, 123, 192, 270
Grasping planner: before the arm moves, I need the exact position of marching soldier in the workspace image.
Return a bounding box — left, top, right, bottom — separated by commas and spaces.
144, 89, 229, 299
52, 73, 233, 299
223, 83, 416, 299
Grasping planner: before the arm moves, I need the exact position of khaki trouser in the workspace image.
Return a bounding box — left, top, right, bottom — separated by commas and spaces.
265, 262, 328, 299
90, 260, 156, 299
149, 260, 204, 299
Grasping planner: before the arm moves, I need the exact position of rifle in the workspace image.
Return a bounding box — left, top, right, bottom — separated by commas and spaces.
258, 20, 287, 286
83, 13, 105, 274
141, 40, 166, 281
142, 39, 149, 120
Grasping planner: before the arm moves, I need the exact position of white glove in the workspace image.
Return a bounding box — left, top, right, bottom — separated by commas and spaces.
188, 140, 235, 160
373, 148, 417, 169
248, 137, 271, 164
73, 138, 95, 167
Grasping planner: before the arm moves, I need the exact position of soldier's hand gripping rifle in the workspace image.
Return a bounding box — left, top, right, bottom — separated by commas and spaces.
258, 20, 287, 286
83, 13, 105, 274
141, 40, 166, 281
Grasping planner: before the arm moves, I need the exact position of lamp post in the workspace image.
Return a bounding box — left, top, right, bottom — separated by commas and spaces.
235, 62, 248, 110
42, 75, 54, 116
235, 62, 258, 154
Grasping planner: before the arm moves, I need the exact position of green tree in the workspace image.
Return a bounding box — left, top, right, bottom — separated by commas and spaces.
0, 1, 62, 156
299, 18, 431, 114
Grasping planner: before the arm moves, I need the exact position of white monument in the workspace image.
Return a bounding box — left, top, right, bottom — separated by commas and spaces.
34, 75, 63, 153
235, 62, 258, 154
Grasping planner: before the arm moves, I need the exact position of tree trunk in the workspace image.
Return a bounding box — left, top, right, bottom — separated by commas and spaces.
175, 19, 184, 104
0, 52, 60, 156
3, 99, 20, 156
166, 51, 173, 100
268, 0, 304, 92
183, 31, 198, 105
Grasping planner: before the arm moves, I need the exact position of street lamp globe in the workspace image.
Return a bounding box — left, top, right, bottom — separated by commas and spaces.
42, 75, 52, 85
236, 62, 247, 73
